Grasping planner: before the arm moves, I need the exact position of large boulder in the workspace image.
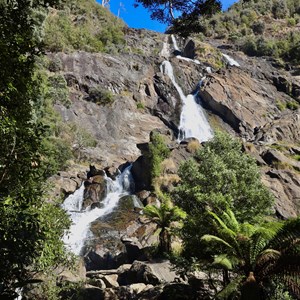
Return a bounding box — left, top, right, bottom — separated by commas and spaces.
82, 174, 107, 210
119, 260, 177, 286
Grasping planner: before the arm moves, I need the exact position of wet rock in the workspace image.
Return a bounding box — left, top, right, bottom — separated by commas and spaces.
87, 165, 106, 178
82, 174, 106, 210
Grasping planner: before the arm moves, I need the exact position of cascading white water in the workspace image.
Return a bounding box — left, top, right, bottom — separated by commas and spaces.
171, 34, 180, 52
222, 53, 240, 67
160, 60, 213, 142
62, 165, 133, 255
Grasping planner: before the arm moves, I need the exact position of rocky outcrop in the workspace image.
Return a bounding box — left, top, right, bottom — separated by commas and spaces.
199, 67, 283, 139
254, 110, 300, 144
262, 169, 300, 218
48, 169, 85, 200
82, 174, 107, 210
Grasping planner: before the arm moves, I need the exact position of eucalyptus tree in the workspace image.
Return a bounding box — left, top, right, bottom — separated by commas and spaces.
134, 0, 221, 25
201, 209, 300, 299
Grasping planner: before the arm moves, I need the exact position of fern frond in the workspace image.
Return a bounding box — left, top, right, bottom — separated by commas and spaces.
208, 211, 238, 247
268, 217, 300, 253
212, 254, 235, 270
201, 234, 234, 250
223, 208, 240, 232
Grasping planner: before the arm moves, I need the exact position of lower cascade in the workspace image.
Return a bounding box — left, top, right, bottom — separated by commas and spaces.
62, 165, 134, 255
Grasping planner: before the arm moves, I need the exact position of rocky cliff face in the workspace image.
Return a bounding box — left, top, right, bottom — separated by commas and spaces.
52, 29, 299, 218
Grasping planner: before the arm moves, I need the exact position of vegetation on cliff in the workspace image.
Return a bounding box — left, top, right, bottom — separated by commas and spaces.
44, 0, 125, 53
134, 0, 222, 24
174, 0, 300, 63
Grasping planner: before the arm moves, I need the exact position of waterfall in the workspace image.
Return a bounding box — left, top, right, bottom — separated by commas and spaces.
222, 53, 240, 67
160, 60, 213, 142
62, 165, 134, 255
171, 34, 180, 52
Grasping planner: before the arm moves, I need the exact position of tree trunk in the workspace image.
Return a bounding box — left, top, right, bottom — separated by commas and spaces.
222, 269, 230, 287
241, 272, 261, 300
159, 228, 171, 253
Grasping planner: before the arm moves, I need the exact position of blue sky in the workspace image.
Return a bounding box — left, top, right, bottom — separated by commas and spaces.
97, 0, 238, 32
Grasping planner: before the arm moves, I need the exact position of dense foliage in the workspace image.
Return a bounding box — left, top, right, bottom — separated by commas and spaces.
147, 132, 171, 184
144, 196, 186, 253
180, 0, 300, 63
201, 209, 300, 299
44, 0, 125, 53
0, 1, 71, 298
172, 131, 274, 259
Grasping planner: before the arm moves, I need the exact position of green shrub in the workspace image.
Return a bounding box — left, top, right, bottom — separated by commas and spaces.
292, 154, 300, 161
48, 74, 70, 107
242, 37, 257, 56
147, 132, 170, 183
287, 17, 296, 26
261, 40, 277, 56
48, 56, 63, 72
137, 102, 145, 109
87, 87, 114, 106
272, 0, 289, 19
252, 20, 265, 34
44, 0, 125, 53
276, 99, 286, 111
286, 100, 299, 110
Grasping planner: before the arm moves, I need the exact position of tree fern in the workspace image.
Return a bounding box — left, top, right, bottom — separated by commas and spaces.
201, 209, 300, 298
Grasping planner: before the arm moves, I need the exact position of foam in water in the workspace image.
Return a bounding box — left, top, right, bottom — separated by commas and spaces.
62, 165, 133, 255
222, 53, 240, 67
160, 60, 213, 142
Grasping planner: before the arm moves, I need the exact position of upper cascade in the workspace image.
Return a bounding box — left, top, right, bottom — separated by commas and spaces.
160, 36, 213, 142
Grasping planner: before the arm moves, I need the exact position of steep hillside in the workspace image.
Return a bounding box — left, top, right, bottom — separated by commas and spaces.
44, 0, 125, 53
178, 0, 300, 64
